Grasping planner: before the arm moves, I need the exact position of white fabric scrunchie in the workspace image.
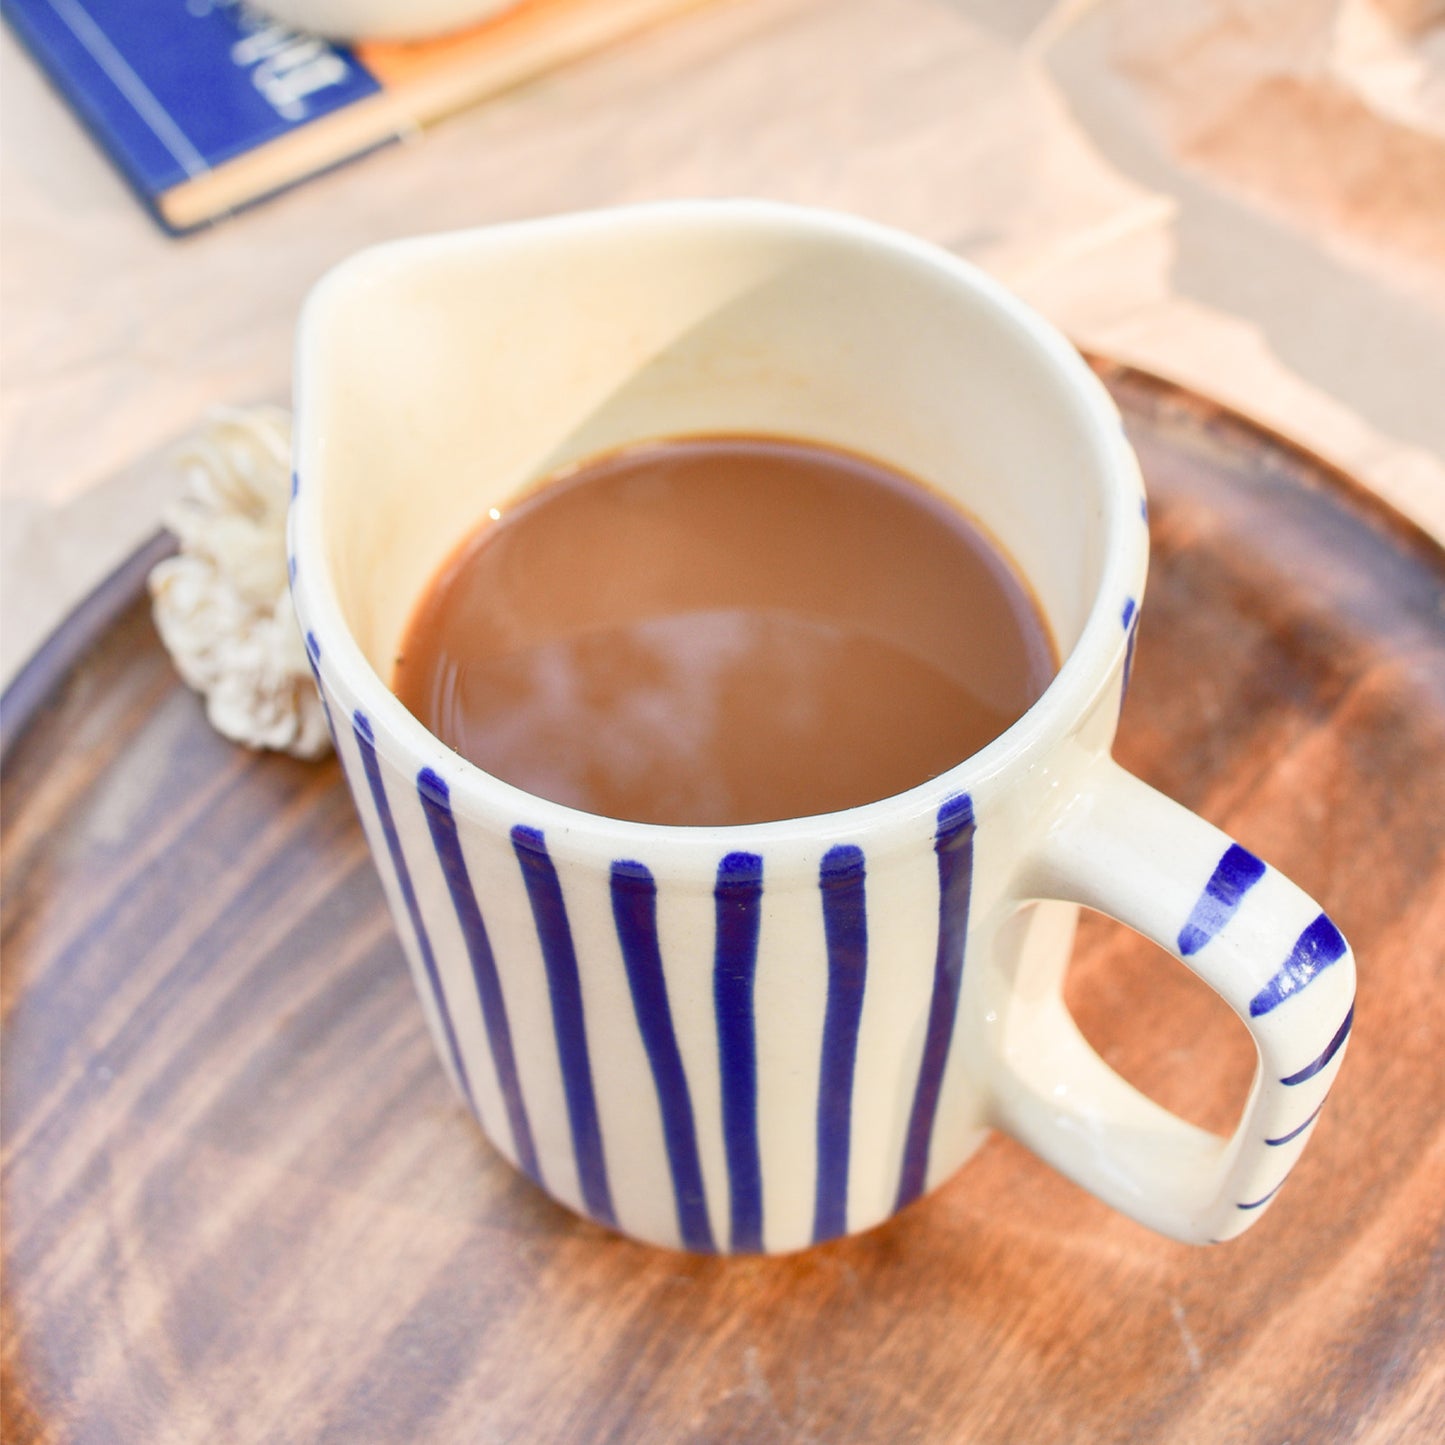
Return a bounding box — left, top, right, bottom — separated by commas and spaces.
149, 407, 331, 760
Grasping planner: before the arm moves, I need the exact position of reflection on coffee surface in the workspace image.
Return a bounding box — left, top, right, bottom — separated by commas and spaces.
393, 435, 1057, 826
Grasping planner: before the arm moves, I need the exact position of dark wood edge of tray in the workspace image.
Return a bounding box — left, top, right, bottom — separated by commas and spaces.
0, 530, 178, 772
3, 362, 1441, 774
1086, 355, 1445, 573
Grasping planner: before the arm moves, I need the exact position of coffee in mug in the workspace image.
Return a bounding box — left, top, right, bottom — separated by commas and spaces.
392, 434, 1057, 827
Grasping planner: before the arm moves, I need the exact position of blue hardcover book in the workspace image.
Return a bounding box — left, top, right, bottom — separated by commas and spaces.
3, 0, 704, 233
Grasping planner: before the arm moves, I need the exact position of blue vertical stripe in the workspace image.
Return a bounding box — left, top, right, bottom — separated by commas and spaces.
1178, 843, 1267, 956
715, 850, 765, 1253
813, 844, 868, 1244
610, 860, 716, 1252
510, 825, 616, 1228
351, 711, 473, 1110
417, 768, 540, 1184
895, 794, 976, 1212
303, 631, 337, 747
1120, 596, 1140, 702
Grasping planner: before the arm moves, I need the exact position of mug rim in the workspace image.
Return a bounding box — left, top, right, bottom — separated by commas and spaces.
290, 198, 1145, 852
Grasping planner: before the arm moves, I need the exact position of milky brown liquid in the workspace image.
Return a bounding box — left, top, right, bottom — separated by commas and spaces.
393, 436, 1057, 826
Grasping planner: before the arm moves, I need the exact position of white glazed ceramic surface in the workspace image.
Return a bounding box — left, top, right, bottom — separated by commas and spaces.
289, 201, 1355, 1253
255, 0, 518, 42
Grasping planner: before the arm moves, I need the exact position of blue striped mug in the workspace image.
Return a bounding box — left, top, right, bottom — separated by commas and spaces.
288, 201, 1355, 1253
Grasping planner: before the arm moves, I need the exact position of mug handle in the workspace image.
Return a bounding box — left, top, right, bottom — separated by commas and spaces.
997, 758, 1356, 1244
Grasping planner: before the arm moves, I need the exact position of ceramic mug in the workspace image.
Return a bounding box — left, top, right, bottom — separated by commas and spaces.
288, 201, 1355, 1253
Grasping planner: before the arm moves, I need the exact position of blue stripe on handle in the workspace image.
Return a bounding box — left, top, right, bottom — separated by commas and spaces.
352, 712, 473, 1111
1237, 1179, 1285, 1210
417, 768, 540, 1184
895, 794, 976, 1212
813, 844, 869, 1244
1266, 1102, 1324, 1147
1249, 913, 1349, 1016
1281, 1002, 1354, 1086
1178, 844, 1267, 957
715, 850, 765, 1253
610, 860, 716, 1253
511, 825, 616, 1228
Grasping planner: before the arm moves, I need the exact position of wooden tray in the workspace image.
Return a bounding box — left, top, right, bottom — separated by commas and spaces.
4, 365, 1443, 1444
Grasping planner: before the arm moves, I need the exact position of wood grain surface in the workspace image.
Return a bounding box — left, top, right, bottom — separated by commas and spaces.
3, 366, 1444, 1444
